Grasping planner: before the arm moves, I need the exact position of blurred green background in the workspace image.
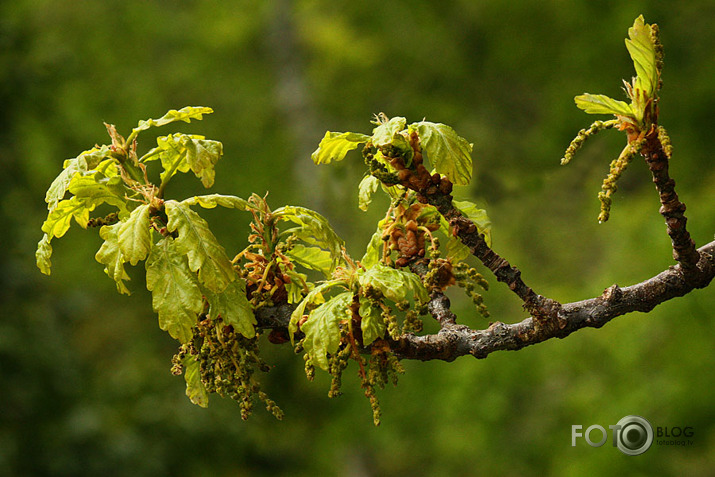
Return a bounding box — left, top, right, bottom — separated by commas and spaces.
2, 1, 714, 475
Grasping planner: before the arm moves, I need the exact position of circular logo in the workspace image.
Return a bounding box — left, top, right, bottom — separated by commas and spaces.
615, 415, 653, 456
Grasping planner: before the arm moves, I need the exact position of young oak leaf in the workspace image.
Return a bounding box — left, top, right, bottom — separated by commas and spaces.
359, 263, 429, 304
36, 234, 53, 275
41, 196, 93, 239
359, 296, 385, 346
574, 94, 634, 118
300, 291, 353, 371
285, 243, 334, 278
311, 131, 370, 165
414, 121, 473, 186
44, 145, 112, 212
453, 200, 492, 246
118, 204, 153, 266
142, 134, 223, 188
164, 200, 236, 294
358, 174, 380, 211
145, 237, 204, 343
289, 280, 346, 342
95, 223, 131, 295
273, 205, 345, 272
181, 194, 250, 211
626, 15, 658, 98
203, 278, 256, 339
130, 106, 213, 140
182, 355, 209, 408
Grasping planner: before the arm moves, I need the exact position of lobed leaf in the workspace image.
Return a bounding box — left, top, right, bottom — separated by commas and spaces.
360, 229, 383, 269
41, 196, 93, 239
273, 206, 345, 272
145, 237, 203, 343
45, 146, 112, 211
358, 174, 380, 211
289, 280, 346, 341
181, 194, 250, 211
142, 134, 223, 188
118, 204, 153, 266
574, 94, 633, 117
204, 278, 256, 338
359, 263, 428, 304
131, 106, 213, 138
95, 223, 131, 295
285, 243, 334, 278
415, 121, 473, 186
165, 200, 237, 293
359, 296, 385, 346
182, 355, 209, 408
625, 15, 657, 97
36, 234, 53, 275
301, 291, 353, 371
311, 131, 370, 165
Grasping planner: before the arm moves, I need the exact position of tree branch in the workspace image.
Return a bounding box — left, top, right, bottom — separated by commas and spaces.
256, 240, 714, 362
642, 128, 712, 286
392, 239, 715, 361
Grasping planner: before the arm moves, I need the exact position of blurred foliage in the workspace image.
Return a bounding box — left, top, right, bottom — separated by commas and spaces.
1, 0, 714, 475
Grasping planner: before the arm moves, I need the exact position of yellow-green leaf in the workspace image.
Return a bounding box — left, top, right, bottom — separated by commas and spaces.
95, 223, 131, 295
574, 94, 633, 117
181, 194, 250, 211
626, 15, 657, 97
359, 296, 385, 346
204, 278, 256, 339
359, 263, 428, 304
358, 174, 380, 211
131, 106, 213, 138
165, 200, 236, 293
36, 234, 53, 275
41, 196, 93, 239
182, 355, 209, 408
415, 121, 473, 186
311, 131, 370, 165
301, 291, 353, 371
145, 237, 203, 343
118, 204, 152, 266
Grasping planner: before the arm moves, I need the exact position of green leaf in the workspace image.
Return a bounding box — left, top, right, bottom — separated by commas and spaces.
142, 134, 223, 188
359, 263, 428, 304
301, 291, 353, 371
273, 206, 344, 271
311, 131, 370, 165
204, 278, 256, 338
45, 146, 112, 211
182, 355, 209, 408
95, 223, 131, 295
41, 196, 93, 239
36, 234, 53, 275
68, 163, 131, 214
285, 243, 334, 278
181, 194, 250, 211
130, 106, 213, 140
625, 15, 657, 97
415, 121, 473, 186
359, 296, 385, 346
574, 94, 633, 117
453, 200, 492, 246
371, 116, 407, 148
289, 280, 346, 342
360, 228, 383, 269
118, 204, 152, 266
358, 174, 380, 211
165, 200, 237, 293
145, 237, 203, 343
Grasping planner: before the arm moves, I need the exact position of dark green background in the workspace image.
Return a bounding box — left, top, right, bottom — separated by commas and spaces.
2, 1, 713, 475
